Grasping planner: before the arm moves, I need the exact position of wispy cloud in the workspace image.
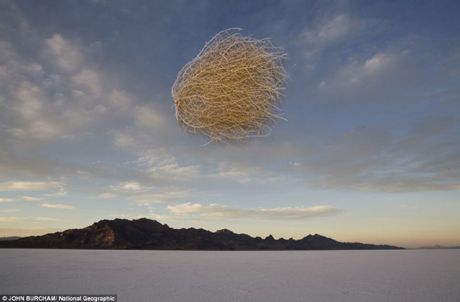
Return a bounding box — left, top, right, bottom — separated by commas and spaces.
44, 33, 84, 72
0, 217, 24, 222
148, 214, 172, 220
41, 203, 75, 210
110, 181, 142, 192
316, 51, 415, 103
0, 198, 14, 203
167, 203, 339, 220
23, 196, 43, 201
0, 216, 64, 222
127, 189, 191, 204
107, 214, 136, 219
36, 217, 65, 222
289, 118, 460, 192
44, 189, 68, 197
0, 181, 63, 192
96, 193, 118, 199
0, 209, 20, 213
299, 14, 353, 57
119, 181, 141, 190
72, 68, 102, 97
212, 162, 282, 185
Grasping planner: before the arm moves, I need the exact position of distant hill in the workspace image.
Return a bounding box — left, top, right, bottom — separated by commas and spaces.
417, 245, 460, 249
0, 218, 403, 250
0, 236, 22, 241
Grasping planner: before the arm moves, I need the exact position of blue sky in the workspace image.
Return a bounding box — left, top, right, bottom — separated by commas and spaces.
0, 0, 459, 248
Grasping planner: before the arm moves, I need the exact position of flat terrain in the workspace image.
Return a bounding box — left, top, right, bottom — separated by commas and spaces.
1, 249, 459, 302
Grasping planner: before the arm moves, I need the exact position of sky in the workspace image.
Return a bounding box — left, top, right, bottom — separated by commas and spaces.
0, 0, 459, 248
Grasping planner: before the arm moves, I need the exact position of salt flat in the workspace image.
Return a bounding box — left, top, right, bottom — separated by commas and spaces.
1, 249, 459, 302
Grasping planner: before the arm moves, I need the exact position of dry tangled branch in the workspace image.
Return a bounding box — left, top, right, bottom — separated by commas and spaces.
172, 28, 287, 144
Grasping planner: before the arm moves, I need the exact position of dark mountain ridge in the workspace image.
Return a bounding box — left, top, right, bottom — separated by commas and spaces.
0, 218, 403, 250
0, 236, 22, 241
417, 245, 460, 249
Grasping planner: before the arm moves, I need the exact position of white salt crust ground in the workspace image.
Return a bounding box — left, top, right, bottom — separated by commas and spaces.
1, 249, 459, 302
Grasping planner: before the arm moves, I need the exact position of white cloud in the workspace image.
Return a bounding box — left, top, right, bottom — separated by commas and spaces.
148, 214, 172, 220
212, 162, 280, 185
23, 196, 43, 201
44, 189, 68, 197
319, 52, 397, 88
127, 190, 191, 204
108, 89, 133, 108
97, 182, 140, 199
96, 193, 118, 199
316, 51, 414, 102
45, 34, 83, 71
298, 14, 363, 58
289, 119, 460, 192
134, 104, 167, 129
72, 68, 102, 97
135, 148, 177, 167
118, 181, 141, 191
1, 28, 141, 144
94, 105, 107, 113
0, 198, 14, 203
0, 216, 64, 222
258, 206, 339, 220
129, 148, 202, 179
0, 181, 63, 192
168, 202, 203, 214
0, 217, 23, 222
0, 209, 20, 213
107, 214, 136, 218
41, 203, 75, 209
147, 163, 201, 178
213, 166, 254, 184
3, 39, 98, 140
112, 132, 141, 153
23, 63, 44, 76
29, 119, 60, 139
301, 15, 351, 53
7, 80, 62, 139
36, 217, 65, 222
14, 81, 44, 119
167, 203, 339, 220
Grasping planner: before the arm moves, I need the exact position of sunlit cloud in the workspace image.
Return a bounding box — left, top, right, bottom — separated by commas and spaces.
0, 181, 64, 192
299, 14, 354, 57
0, 209, 20, 213
72, 68, 102, 97
36, 217, 66, 222
148, 214, 172, 220
44, 33, 84, 72
41, 203, 75, 210
0, 198, 14, 203
107, 214, 136, 219
167, 203, 339, 220
0, 216, 64, 222
44, 189, 68, 197
316, 51, 415, 103
96, 193, 118, 199
288, 118, 460, 192
114, 181, 141, 191
127, 190, 191, 204
23, 196, 43, 201
0, 217, 24, 222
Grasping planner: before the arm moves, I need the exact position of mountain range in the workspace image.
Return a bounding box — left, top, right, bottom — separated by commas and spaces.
0, 236, 22, 241
416, 245, 460, 249
0, 218, 403, 250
